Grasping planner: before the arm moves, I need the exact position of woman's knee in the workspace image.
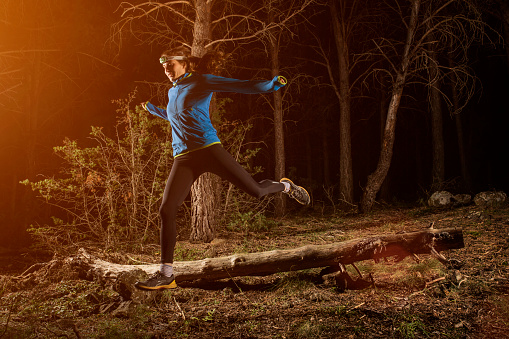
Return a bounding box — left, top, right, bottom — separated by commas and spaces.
159, 203, 178, 220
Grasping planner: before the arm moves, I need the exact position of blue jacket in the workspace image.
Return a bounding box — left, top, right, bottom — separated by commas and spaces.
145, 73, 286, 157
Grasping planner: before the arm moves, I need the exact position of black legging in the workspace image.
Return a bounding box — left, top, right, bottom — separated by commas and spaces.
159, 144, 284, 263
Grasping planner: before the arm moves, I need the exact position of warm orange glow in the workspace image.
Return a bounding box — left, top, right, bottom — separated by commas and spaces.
0, 1, 119, 245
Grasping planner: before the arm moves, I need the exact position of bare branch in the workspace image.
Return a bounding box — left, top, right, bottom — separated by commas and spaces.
119, 1, 194, 24
77, 52, 121, 70
311, 30, 342, 102
0, 69, 21, 76
110, 1, 194, 50
0, 49, 60, 56
0, 82, 22, 99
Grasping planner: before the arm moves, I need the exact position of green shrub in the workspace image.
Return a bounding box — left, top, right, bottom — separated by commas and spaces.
22, 92, 267, 253
227, 210, 279, 233
22, 91, 173, 252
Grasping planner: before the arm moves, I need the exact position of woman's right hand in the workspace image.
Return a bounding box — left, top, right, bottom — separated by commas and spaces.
141, 102, 148, 111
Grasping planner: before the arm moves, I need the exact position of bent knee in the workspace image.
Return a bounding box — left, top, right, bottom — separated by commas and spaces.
159, 204, 178, 220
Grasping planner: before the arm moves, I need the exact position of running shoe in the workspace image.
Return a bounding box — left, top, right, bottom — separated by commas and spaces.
280, 178, 311, 205
134, 271, 177, 290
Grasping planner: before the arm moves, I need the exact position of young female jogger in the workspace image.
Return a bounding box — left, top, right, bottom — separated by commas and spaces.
135, 46, 310, 290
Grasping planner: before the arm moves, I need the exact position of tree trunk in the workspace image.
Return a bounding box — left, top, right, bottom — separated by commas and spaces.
429, 62, 445, 191
448, 50, 471, 192
72, 227, 463, 285
305, 134, 312, 182
378, 92, 391, 201
190, 174, 219, 242
322, 120, 330, 186
360, 0, 421, 213
270, 27, 286, 217
330, 0, 354, 206
361, 83, 404, 213
428, 20, 445, 191
189, 0, 217, 242
495, 0, 509, 70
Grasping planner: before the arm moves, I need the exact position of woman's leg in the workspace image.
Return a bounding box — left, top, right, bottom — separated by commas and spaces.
159, 156, 196, 264
204, 145, 285, 198
134, 155, 197, 290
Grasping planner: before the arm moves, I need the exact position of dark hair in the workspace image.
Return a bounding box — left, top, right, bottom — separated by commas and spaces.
161, 46, 226, 74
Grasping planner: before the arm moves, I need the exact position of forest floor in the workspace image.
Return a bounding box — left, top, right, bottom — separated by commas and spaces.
1, 204, 508, 338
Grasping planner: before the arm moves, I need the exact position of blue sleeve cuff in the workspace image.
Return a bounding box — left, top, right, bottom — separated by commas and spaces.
273, 75, 287, 91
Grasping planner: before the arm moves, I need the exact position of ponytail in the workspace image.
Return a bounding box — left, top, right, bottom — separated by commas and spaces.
197, 50, 226, 74
160, 46, 226, 74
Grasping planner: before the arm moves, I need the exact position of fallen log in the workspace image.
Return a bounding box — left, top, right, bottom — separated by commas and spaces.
75, 227, 463, 286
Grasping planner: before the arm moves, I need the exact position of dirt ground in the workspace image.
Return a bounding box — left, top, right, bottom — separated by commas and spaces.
1, 204, 508, 338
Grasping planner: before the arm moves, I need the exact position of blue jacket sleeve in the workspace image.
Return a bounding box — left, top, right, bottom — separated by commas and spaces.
145, 102, 169, 121
203, 75, 287, 94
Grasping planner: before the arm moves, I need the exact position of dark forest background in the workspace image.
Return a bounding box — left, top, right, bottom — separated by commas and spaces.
1, 0, 508, 249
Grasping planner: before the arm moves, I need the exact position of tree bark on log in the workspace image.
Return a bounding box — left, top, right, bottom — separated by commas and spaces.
75, 228, 463, 285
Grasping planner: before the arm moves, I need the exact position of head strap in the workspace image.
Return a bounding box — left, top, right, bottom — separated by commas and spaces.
160, 55, 187, 64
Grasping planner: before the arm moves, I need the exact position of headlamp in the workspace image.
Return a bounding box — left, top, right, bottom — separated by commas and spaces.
159, 56, 187, 64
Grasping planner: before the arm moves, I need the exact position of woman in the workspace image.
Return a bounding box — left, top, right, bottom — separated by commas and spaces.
135, 46, 310, 290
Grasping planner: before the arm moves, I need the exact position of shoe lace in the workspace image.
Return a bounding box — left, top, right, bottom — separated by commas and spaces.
147, 271, 164, 281
290, 187, 304, 199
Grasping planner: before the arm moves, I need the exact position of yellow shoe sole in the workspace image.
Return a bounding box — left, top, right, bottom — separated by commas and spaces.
136, 280, 178, 291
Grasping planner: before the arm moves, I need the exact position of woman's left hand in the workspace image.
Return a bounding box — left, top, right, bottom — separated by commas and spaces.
277, 76, 287, 86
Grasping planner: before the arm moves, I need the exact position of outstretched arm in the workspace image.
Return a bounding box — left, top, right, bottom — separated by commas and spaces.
141, 101, 169, 121
204, 75, 287, 94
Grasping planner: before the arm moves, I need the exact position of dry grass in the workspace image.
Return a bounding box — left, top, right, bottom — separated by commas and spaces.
1, 204, 508, 338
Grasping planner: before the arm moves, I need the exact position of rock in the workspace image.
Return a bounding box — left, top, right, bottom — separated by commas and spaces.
474, 191, 507, 208
428, 191, 471, 208
428, 191, 454, 207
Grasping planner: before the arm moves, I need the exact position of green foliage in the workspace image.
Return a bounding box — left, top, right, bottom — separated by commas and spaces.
227, 210, 279, 233
13, 281, 114, 321
22, 90, 173, 252
394, 315, 428, 339
291, 320, 325, 338
409, 258, 444, 276
21, 92, 267, 253
173, 244, 207, 261
202, 308, 216, 322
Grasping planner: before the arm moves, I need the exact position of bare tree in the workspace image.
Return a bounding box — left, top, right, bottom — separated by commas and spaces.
268, 11, 287, 217
307, 0, 374, 209
360, 0, 487, 212
330, 0, 354, 207
426, 10, 445, 191
360, 0, 421, 213
263, 0, 314, 216
113, 0, 313, 241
